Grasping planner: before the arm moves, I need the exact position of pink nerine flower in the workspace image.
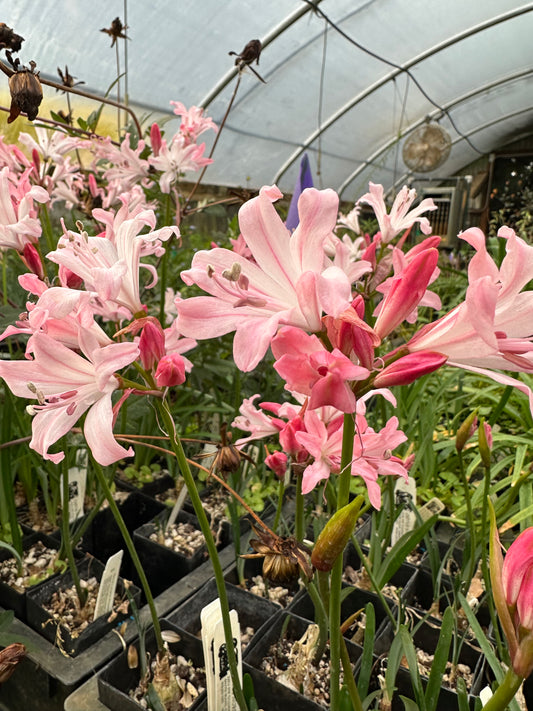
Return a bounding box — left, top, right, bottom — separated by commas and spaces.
47, 206, 178, 317
176, 186, 353, 371
271, 326, 369, 412
0, 331, 139, 465
357, 182, 436, 244
170, 101, 218, 144
0, 166, 49, 251
407, 227, 533, 411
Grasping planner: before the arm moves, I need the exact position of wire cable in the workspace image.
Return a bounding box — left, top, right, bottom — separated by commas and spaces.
302, 0, 485, 155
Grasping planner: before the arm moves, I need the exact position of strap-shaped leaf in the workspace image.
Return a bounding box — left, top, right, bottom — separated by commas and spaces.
425, 606, 453, 711
357, 602, 376, 698
375, 515, 437, 588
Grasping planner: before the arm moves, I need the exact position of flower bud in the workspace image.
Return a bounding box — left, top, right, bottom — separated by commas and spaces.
455, 410, 478, 452
373, 351, 447, 388
311, 495, 364, 572
150, 122, 162, 157
139, 320, 166, 371
478, 419, 493, 467
155, 353, 186, 387
265, 451, 288, 480
491, 511, 533, 678
21, 243, 44, 280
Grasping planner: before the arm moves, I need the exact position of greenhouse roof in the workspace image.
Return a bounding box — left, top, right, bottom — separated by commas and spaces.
3, 1, 533, 199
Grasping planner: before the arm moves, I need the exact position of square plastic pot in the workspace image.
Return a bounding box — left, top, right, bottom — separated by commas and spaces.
26, 555, 141, 657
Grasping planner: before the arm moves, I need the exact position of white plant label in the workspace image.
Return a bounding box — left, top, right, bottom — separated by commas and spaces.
94, 550, 123, 621
61, 451, 87, 523
201, 598, 241, 711
391, 476, 417, 546
418, 496, 445, 522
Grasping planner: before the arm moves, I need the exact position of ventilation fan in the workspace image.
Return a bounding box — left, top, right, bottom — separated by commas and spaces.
402, 122, 452, 173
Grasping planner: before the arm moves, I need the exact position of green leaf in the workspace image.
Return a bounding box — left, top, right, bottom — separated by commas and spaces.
399, 626, 426, 711
0, 541, 23, 572
357, 602, 375, 698
457, 593, 521, 711
146, 683, 166, 711
375, 515, 437, 588
339, 685, 355, 711
425, 607, 454, 711
455, 676, 470, 711
400, 697, 421, 711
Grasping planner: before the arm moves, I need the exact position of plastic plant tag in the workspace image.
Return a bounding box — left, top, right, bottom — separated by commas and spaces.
391, 477, 417, 546
418, 497, 445, 522
93, 550, 123, 621
166, 481, 188, 529
61, 449, 87, 523
201, 598, 242, 711
479, 685, 493, 705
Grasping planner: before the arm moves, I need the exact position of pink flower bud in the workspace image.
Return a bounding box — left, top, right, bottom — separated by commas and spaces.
59, 265, 83, 289
150, 122, 162, 157
373, 351, 447, 388
155, 353, 186, 387
139, 320, 166, 371
21, 243, 44, 279
265, 452, 288, 480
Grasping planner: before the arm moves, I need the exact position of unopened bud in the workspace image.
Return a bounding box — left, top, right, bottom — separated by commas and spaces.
478, 419, 492, 467
265, 451, 288, 480
155, 353, 186, 387
455, 410, 478, 452
139, 320, 166, 371
311, 495, 364, 572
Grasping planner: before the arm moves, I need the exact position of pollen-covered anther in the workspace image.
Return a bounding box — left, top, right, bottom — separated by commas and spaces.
206, 264, 215, 278
222, 262, 242, 282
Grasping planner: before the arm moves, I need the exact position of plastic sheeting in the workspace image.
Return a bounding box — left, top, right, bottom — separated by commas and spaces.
2, 1, 532, 197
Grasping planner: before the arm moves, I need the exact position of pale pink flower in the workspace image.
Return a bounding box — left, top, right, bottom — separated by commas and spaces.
176, 186, 353, 371
232, 394, 285, 446
47, 206, 178, 317
0, 330, 139, 465
407, 227, 533, 410
19, 126, 84, 164
0, 167, 49, 251
89, 134, 152, 197
170, 101, 218, 144
358, 182, 437, 244
271, 326, 369, 412
149, 135, 212, 192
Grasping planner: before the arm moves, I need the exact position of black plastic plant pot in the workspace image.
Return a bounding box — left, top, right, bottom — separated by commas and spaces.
374, 619, 483, 708
224, 556, 302, 609
244, 610, 362, 708
287, 582, 391, 647
401, 568, 454, 622
116, 470, 176, 499
26, 556, 141, 657
133, 509, 208, 598
166, 576, 279, 649
80, 489, 166, 582
194, 662, 326, 711
342, 543, 417, 604
182, 485, 252, 547
98, 619, 206, 711
0, 530, 64, 622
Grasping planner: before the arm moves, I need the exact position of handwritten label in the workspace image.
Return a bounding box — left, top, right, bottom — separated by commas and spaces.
61, 452, 87, 523
391, 477, 417, 546
201, 598, 241, 711
418, 497, 445, 522
94, 550, 123, 621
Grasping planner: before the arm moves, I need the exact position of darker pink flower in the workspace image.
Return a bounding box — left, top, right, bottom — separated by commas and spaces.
154, 353, 186, 387
271, 326, 369, 413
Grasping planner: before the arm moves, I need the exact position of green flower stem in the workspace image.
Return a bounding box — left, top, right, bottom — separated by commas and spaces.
60, 456, 85, 606
91, 460, 164, 651
340, 636, 364, 711
155, 398, 247, 711
330, 413, 355, 710
295, 471, 305, 541
1, 253, 7, 306
158, 194, 173, 324
481, 667, 523, 711
40, 204, 56, 254
456, 450, 477, 588
273, 479, 285, 531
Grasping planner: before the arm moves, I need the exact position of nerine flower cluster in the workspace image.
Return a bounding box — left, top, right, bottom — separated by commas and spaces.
0, 104, 532, 510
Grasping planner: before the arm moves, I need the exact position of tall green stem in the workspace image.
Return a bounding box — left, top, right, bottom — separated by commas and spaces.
456, 451, 476, 589
91, 460, 164, 650
39, 204, 56, 254
295, 471, 305, 541
481, 667, 523, 711
330, 413, 355, 710
60, 456, 85, 606
155, 398, 247, 711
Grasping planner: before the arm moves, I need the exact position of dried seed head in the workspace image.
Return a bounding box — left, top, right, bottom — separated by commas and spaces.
8, 64, 43, 123
0, 643, 26, 683
0, 23, 24, 52
242, 524, 312, 584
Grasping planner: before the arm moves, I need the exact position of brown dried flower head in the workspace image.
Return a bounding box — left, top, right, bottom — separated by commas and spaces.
100, 17, 129, 47
241, 524, 312, 584
0, 643, 26, 684
0, 23, 24, 52
7, 56, 43, 123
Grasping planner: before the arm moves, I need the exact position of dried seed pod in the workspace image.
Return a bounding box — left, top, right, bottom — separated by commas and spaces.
8, 61, 43, 123
0, 643, 26, 684
0, 23, 24, 52
127, 644, 138, 669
